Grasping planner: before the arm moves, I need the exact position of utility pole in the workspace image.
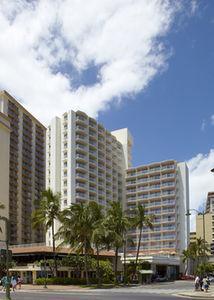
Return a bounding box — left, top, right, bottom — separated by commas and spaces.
202, 212, 206, 264
0, 216, 11, 300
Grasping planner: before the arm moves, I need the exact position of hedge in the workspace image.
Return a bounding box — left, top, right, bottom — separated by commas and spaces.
35, 277, 99, 285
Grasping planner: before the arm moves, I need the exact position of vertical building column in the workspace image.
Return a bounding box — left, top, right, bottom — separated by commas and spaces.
17, 109, 23, 244
0, 113, 10, 242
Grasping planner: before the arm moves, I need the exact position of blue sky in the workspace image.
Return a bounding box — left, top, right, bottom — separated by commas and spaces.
0, 0, 214, 222
99, 1, 214, 166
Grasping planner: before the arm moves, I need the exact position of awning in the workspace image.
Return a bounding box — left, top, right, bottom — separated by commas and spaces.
139, 270, 154, 275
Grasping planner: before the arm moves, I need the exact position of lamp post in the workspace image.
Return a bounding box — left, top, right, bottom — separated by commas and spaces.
0, 216, 11, 300
186, 209, 206, 263
44, 256, 47, 289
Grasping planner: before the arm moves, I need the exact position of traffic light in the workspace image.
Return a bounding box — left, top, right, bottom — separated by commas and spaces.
210, 243, 214, 255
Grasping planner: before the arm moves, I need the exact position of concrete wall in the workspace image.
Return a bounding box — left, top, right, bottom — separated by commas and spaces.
177, 162, 190, 253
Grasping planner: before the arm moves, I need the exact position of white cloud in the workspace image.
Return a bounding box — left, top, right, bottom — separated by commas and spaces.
187, 150, 214, 231
0, 0, 189, 124
211, 115, 214, 125
190, 0, 198, 15
201, 119, 206, 131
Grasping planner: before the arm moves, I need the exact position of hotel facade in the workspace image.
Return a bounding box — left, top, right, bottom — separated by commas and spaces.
125, 160, 190, 277
46, 110, 132, 246
0, 91, 46, 245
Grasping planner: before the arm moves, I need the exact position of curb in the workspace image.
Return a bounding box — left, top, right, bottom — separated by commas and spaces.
178, 293, 214, 299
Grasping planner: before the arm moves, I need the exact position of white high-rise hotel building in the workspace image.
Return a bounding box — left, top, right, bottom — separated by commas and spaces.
46, 110, 132, 246
126, 161, 189, 256
46, 108, 189, 274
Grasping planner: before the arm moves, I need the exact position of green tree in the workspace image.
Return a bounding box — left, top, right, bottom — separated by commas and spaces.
105, 201, 130, 284
182, 248, 192, 275
183, 238, 210, 275
197, 263, 214, 276
92, 223, 113, 286
57, 201, 103, 285
131, 203, 154, 275
32, 188, 61, 276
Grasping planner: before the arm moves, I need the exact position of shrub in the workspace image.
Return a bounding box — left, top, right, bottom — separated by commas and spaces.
35, 277, 98, 285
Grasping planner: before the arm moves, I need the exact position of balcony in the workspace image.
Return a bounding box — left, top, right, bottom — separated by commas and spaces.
76, 125, 87, 134
76, 192, 87, 199
76, 163, 87, 172
76, 153, 87, 161
76, 134, 87, 144
76, 144, 87, 153
76, 172, 87, 180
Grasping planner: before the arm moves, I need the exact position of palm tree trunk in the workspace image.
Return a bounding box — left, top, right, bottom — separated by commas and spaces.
123, 236, 127, 285
114, 247, 119, 284
184, 258, 188, 275
51, 223, 57, 277
134, 226, 142, 276
96, 245, 101, 287
84, 239, 89, 285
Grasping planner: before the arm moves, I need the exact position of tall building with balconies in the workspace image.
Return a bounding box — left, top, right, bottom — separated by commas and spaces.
125, 160, 189, 276
206, 192, 214, 213
46, 110, 132, 246
0, 90, 46, 245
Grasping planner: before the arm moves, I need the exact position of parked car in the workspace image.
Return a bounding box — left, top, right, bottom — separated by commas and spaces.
179, 274, 195, 280
154, 276, 168, 282
208, 275, 214, 282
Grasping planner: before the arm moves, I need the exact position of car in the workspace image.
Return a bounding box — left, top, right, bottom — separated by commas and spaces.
154, 276, 168, 282
179, 274, 195, 280
208, 276, 214, 282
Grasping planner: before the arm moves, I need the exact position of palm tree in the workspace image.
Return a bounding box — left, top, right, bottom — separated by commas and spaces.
105, 201, 130, 283
32, 188, 61, 276
182, 248, 191, 275
131, 203, 154, 275
191, 238, 209, 274
57, 201, 104, 285
92, 223, 111, 286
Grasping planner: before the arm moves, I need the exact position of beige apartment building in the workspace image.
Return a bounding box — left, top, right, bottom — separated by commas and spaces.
0, 91, 46, 245
46, 110, 132, 246
196, 214, 213, 245
125, 160, 189, 277
189, 231, 196, 244
206, 192, 214, 213
196, 192, 214, 248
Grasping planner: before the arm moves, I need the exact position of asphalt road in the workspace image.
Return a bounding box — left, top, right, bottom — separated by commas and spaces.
3, 291, 192, 300
0, 281, 196, 300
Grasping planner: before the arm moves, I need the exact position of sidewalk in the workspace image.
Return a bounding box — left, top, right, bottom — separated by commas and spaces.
17, 284, 91, 292
178, 286, 214, 299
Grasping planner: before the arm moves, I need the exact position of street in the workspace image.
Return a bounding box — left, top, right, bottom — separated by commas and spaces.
0, 281, 196, 300
1, 291, 192, 300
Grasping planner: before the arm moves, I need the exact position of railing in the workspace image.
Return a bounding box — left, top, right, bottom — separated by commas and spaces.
10, 242, 46, 248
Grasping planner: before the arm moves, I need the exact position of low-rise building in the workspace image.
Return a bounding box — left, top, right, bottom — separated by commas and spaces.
9, 244, 119, 284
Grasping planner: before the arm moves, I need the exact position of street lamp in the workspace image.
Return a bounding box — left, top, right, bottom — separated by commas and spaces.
0, 216, 11, 300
